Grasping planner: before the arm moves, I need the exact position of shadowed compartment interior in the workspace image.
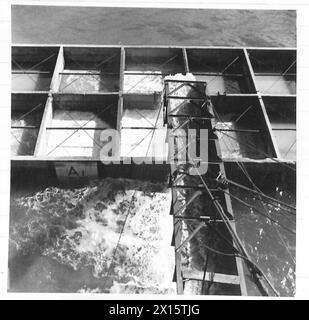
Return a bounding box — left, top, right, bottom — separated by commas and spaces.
124, 48, 185, 94
12, 46, 59, 92
11, 93, 48, 156
263, 96, 296, 161
59, 47, 121, 93
248, 49, 296, 95
186, 48, 255, 95
211, 95, 276, 160
120, 93, 168, 160
43, 94, 118, 159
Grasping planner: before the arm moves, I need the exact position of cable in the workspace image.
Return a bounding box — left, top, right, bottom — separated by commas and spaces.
14, 103, 43, 124
60, 53, 118, 92
62, 110, 105, 150
47, 103, 114, 156
103, 190, 137, 289
12, 53, 56, 80
189, 54, 240, 86
146, 98, 164, 157
219, 188, 295, 235
234, 163, 296, 265
215, 115, 296, 265
220, 130, 296, 171
283, 139, 296, 158
187, 153, 278, 296
167, 79, 279, 296
12, 58, 43, 90
125, 54, 178, 93
225, 177, 296, 213
134, 108, 156, 127
211, 97, 296, 172
264, 60, 296, 94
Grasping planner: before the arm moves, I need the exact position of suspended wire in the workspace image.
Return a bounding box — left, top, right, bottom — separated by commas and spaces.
234, 162, 296, 265
146, 98, 164, 157
189, 54, 240, 86
183, 145, 278, 295
13, 103, 43, 123
134, 108, 156, 127
227, 184, 296, 226
219, 187, 295, 235
212, 107, 296, 236
122, 53, 185, 157
12, 58, 50, 91
12, 53, 56, 79
225, 177, 296, 213
11, 130, 33, 155
61, 109, 105, 150
102, 190, 137, 289
189, 220, 280, 297
221, 127, 296, 265
125, 54, 178, 93
220, 130, 296, 171
167, 84, 279, 294
186, 96, 282, 294
59, 53, 118, 92
283, 139, 296, 159
123, 129, 153, 157
47, 103, 114, 156
211, 94, 296, 173
264, 60, 296, 94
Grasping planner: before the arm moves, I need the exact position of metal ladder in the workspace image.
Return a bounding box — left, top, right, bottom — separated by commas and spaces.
164, 78, 247, 295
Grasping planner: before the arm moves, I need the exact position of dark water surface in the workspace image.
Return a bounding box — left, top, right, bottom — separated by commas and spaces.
9, 177, 295, 295
12, 6, 296, 47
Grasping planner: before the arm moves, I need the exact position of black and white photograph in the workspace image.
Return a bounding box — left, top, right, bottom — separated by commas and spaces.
1, 0, 306, 301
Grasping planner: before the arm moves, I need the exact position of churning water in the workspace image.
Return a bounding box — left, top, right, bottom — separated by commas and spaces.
9, 178, 175, 293
9, 177, 295, 296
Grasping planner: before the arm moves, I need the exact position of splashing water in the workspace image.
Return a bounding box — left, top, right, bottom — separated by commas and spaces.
9, 178, 176, 294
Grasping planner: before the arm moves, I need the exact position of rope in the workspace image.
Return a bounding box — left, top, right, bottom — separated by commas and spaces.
102, 190, 137, 289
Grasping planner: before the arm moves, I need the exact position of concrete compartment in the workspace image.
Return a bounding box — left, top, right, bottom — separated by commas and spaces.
12, 46, 59, 92
211, 95, 276, 160
123, 48, 185, 94
44, 94, 118, 159
248, 49, 296, 95
186, 48, 254, 94
120, 94, 167, 159
263, 96, 296, 161
11, 93, 48, 156
59, 47, 121, 93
